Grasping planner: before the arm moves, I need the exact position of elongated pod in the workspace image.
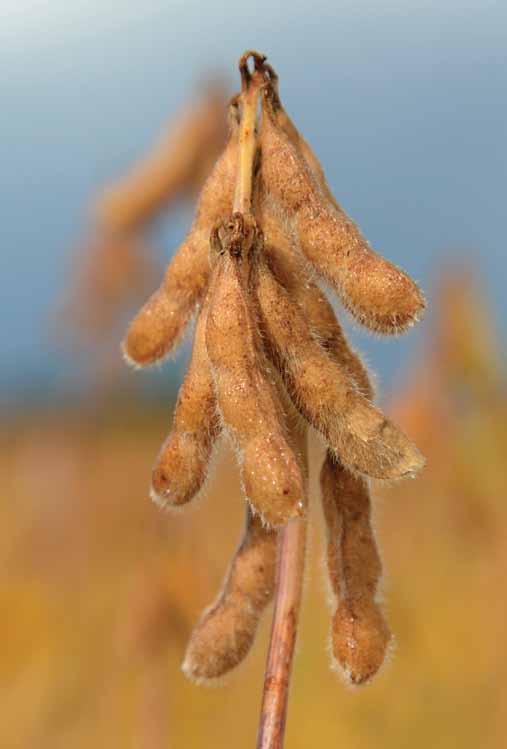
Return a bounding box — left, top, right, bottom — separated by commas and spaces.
97, 86, 227, 233
206, 214, 306, 526
122, 101, 239, 367
256, 192, 373, 400
260, 65, 337, 209
254, 259, 425, 480
260, 91, 425, 334
183, 507, 278, 682
151, 296, 220, 509
321, 452, 391, 684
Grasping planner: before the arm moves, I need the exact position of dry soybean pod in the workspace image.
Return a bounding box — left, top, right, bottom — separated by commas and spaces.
259, 86, 426, 335
206, 213, 306, 526
256, 190, 374, 400
183, 506, 278, 682
260, 63, 337, 209
122, 99, 240, 367
320, 452, 391, 684
151, 295, 220, 509
254, 258, 425, 480
97, 86, 227, 234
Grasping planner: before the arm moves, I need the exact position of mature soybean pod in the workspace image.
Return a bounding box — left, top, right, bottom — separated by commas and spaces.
97, 87, 227, 233
205, 215, 306, 526
320, 452, 391, 684
182, 507, 278, 682
122, 103, 239, 367
261, 67, 337, 210
260, 94, 426, 335
150, 297, 220, 509
257, 193, 374, 400
254, 260, 425, 480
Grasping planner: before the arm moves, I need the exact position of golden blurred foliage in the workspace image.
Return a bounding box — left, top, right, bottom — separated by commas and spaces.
3, 268, 506, 747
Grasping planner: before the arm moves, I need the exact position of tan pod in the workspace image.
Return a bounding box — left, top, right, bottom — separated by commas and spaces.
206, 214, 306, 526
260, 92, 425, 334
321, 452, 391, 684
123, 103, 239, 367
256, 190, 373, 400
151, 296, 219, 509
183, 507, 278, 682
254, 260, 424, 480
260, 65, 337, 208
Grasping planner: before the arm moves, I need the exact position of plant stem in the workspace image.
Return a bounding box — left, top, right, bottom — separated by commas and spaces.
257, 429, 308, 749
233, 53, 263, 214
233, 51, 308, 747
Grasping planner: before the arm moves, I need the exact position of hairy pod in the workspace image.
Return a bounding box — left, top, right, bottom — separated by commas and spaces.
260, 93, 426, 334
206, 214, 306, 526
261, 66, 337, 209
257, 192, 373, 400
122, 103, 239, 367
183, 507, 278, 682
254, 259, 425, 480
151, 297, 219, 509
320, 452, 391, 684
97, 87, 227, 233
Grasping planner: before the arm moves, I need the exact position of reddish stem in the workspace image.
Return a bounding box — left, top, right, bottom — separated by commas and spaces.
257, 424, 308, 749
257, 517, 307, 748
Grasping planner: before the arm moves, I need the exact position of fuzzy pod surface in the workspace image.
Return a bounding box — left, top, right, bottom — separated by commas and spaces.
254, 259, 424, 480
183, 507, 278, 682
321, 452, 391, 684
151, 296, 220, 509
123, 104, 240, 367
260, 93, 426, 335
206, 214, 306, 526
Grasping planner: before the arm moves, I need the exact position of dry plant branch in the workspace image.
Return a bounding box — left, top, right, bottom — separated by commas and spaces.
234, 51, 264, 214
257, 426, 308, 749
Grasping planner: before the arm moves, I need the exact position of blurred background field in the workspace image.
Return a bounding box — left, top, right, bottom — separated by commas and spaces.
3, 268, 507, 748
2, 1, 507, 747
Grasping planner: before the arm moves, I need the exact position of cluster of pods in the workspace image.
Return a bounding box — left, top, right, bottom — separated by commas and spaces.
124, 52, 425, 686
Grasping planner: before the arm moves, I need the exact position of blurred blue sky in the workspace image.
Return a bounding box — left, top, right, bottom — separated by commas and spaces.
1, 0, 506, 404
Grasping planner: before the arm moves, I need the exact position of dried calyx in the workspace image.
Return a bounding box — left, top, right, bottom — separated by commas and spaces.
124, 51, 425, 686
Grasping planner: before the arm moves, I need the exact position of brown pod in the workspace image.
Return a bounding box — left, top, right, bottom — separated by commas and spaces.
254, 259, 425, 480
97, 85, 227, 233
256, 191, 374, 400
122, 102, 239, 367
320, 452, 391, 684
261, 65, 337, 209
206, 214, 306, 526
260, 92, 426, 334
182, 507, 278, 682
151, 297, 220, 509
